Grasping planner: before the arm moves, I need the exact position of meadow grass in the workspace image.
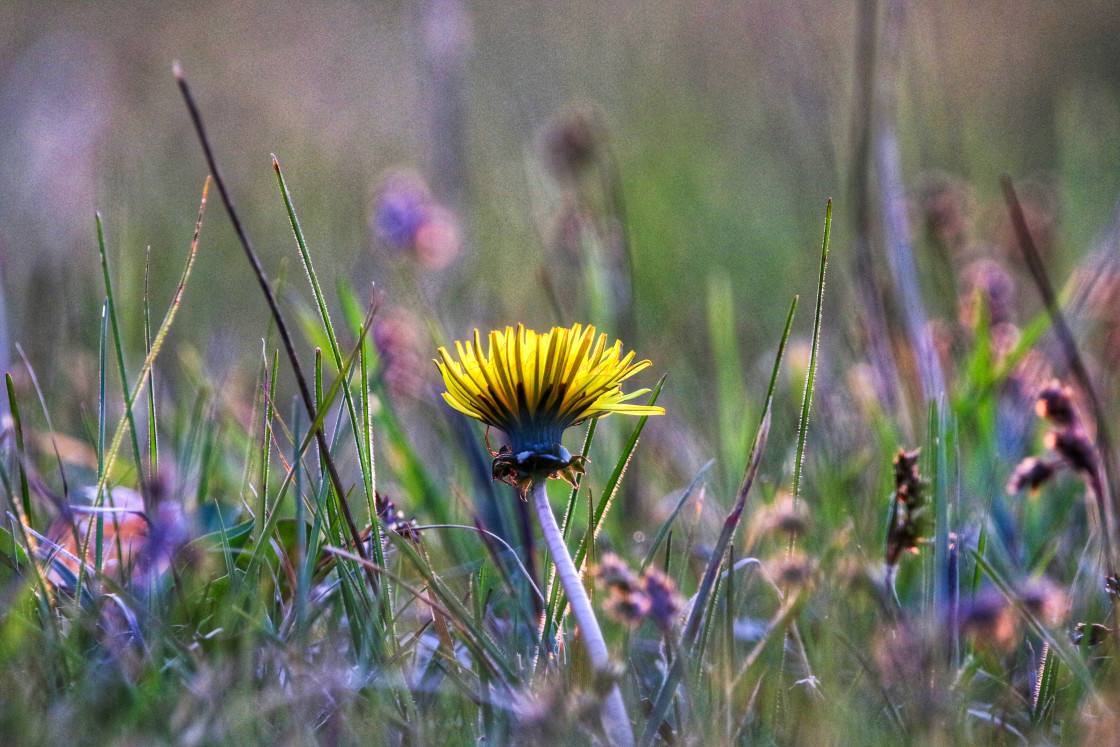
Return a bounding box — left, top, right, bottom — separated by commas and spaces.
2, 64, 1120, 747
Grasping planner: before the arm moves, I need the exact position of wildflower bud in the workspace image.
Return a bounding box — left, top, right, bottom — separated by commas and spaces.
1035, 381, 1077, 427
1006, 456, 1057, 494
373, 492, 421, 546
912, 171, 975, 252
641, 567, 683, 632
373, 308, 427, 400
769, 552, 812, 589
543, 108, 600, 183
1045, 428, 1097, 476
594, 553, 640, 593
958, 259, 1016, 328
372, 169, 461, 269
757, 492, 809, 537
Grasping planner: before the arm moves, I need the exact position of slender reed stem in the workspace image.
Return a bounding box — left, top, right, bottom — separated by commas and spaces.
532, 479, 633, 747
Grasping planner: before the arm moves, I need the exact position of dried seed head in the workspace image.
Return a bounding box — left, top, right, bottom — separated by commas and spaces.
1045, 428, 1097, 476
1006, 456, 1058, 494
886, 448, 927, 567
602, 588, 652, 628
755, 491, 809, 537
594, 554, 682, 632
769, 552, 812, 589
1036, 380, 1077, 427
594, 552, 640, 593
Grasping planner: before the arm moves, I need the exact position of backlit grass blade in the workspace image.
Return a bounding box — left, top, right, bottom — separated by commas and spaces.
96, 214, 146, 495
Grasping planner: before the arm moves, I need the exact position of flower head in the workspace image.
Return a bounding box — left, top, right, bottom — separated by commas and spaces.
436, 323, 663, 489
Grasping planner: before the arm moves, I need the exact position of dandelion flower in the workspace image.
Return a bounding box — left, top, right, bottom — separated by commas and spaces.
436, 323, 661, 747
436, 323, 663, 490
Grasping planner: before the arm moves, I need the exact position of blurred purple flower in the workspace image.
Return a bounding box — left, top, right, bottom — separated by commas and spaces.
372, 169, 460, 269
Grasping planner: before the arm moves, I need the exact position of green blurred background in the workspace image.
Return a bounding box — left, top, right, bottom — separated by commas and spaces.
2, 0, 1119, 459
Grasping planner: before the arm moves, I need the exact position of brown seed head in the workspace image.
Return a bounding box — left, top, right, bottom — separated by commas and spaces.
1036, 381, 1077, 427
1045, 428, 1097, 476
1006, 456, 1058, 494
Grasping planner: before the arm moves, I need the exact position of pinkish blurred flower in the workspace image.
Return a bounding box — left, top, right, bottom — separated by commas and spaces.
372, 169, 461, 269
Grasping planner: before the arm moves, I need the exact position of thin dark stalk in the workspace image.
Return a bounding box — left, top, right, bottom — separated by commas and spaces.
848, 0, 903, 418
1001, 176, 1119, 571
173, 64, 371, 573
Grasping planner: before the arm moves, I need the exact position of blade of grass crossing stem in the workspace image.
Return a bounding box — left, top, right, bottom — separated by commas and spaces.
92, 178, 208, 522
357, 309, 384, 568
274, 159, 383, 552
562, 419, 598, 541
791, 199, 831, 509
335, 282, 393, 583
96, 215, 146, 498
639, 295, 796, 747
577, 377, 665, 559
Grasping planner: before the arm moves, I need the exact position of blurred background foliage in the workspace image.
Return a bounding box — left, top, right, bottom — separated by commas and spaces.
2, 0, 1120, 484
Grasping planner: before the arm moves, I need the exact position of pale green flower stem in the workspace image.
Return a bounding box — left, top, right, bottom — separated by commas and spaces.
532, 479, 633, 747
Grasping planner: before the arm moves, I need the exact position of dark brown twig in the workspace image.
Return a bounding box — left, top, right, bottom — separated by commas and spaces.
173, 64, 373, 576
1001, 175, 1119, 569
